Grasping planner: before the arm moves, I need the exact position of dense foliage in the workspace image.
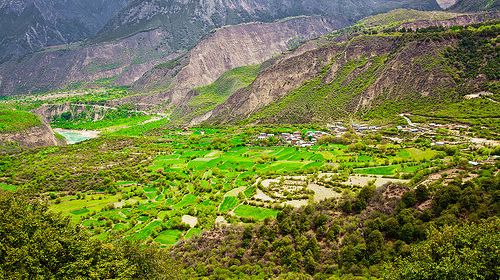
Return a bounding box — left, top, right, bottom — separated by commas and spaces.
172, 168, 499, 278
0, 191, 176, 279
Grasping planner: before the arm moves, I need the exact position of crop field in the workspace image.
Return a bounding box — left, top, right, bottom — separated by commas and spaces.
0, 95, 458, 247
9, 125, 447, 247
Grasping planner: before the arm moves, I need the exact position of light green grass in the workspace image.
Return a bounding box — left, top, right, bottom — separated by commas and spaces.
219, 196, 238, 212
234, 205, 278, 221
155, 229, 183, 245
0, 183, 17, 191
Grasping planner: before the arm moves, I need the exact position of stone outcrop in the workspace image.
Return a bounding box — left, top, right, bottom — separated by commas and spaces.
0, 122, 60, 147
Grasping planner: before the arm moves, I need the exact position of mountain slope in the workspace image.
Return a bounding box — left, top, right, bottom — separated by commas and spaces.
0, 0, 440, 96
206, 12, 499, 125
97, 0, 441, 44
449, 0, 500, 12
0, 0, 130, 62
0, 28, 177, 95
125, 16, 337, 107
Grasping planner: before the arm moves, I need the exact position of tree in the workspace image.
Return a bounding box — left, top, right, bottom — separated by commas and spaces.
385, 218, 500, 280
0, 192, 176, 279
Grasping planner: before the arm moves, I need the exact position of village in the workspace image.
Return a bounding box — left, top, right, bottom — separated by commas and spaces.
256, 130, 330, 147
254, 114, 499, 150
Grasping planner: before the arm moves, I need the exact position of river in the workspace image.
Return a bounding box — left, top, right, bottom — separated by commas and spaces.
53, 128, 100, 144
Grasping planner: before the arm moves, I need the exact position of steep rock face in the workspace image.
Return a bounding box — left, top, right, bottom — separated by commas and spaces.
33, 103, 112, 122
0, 122, 59, 147
436, 0, 457, 9
119, 16, 338, 108
162, 16, 336, 104
0, 0, 130, 62
0, 29, 178, 95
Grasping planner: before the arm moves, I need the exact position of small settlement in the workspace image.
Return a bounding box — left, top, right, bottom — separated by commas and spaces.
257, 130, 330, 147
254, 115, 498, 148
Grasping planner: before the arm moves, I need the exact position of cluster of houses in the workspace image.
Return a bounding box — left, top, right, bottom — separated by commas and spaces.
397, 123, 469, 135
352, 123, 381, 133
256, 130, 330, 147
329, 123, 381, 134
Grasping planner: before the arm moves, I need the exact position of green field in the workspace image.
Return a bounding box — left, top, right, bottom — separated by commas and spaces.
0, 119, 459, 246
0, 183, 17, 191
219, 196, 239, 212
234, 205, 279, 221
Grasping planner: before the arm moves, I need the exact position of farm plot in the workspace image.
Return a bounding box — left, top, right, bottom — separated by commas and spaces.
233, 205, 278, 221
44, 126, 442, 246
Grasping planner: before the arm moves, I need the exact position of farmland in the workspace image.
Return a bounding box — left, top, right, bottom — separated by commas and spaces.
2, 117, 477, 247
0, 86, 497, 248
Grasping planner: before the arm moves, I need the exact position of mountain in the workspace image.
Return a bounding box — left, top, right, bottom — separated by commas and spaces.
97, 0, 441, 43
0, 0, 131, 63
204, 11, 499, 125
436, 0, 458, 9
0, 16, 336, 96
449, 0, 500, 12
118, 16, 338, 108
0, 0, 441, 96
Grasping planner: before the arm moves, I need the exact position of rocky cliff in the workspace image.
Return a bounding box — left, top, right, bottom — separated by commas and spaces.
436, 0, 458, 9
0, 122, 60, 147
125, 16, 338, 109
206, 13, 498, 124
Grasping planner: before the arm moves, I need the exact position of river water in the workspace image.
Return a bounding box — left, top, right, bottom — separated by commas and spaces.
53, 128, 99, 144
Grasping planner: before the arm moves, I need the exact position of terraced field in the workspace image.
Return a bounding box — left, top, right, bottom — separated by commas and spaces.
38, 126, 450, 246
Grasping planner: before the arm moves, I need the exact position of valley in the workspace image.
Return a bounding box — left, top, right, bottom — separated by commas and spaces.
0, 3, 498, 279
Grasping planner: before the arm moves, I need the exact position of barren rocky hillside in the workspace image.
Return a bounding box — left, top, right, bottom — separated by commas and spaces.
0, 29, 177, 95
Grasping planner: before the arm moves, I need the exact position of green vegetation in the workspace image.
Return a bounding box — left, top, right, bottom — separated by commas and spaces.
386, 219, 500, 279
358, 9, 459, 31
249, 55, 388, 123
0, 11, 499, 280
172, 166, 500, 278
0, 108, 41, 133
219, 196, 239, 212
234, 204, 278, 221
450, 0, 500, 11
172, 65, 260, 124
154, 58, 182, 70
0, 191, 177, 279
52, 105, 152, 130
